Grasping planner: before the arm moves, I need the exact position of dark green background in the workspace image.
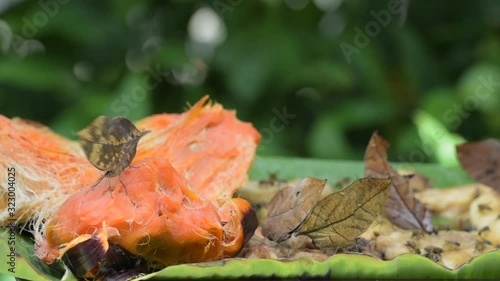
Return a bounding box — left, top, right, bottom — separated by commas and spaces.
1, 0, 499, 162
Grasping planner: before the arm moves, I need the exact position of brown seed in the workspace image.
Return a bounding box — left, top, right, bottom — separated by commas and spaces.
432, 247, 443, 254
405, 240, 417, 249
424, 245, 442, 254
412, 229, 423, 239
424, 252, 440, 262
439, 225, 451, 231
334, 177, 351, 190
478, 204, 492, 212
259, 172, 287, 185
478, 226, 490, 235
445, 239, 460, 247
466, 225, 477, 232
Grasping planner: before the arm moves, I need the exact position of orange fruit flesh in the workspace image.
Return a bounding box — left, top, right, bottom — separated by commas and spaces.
0, 95, 263, 267
46, 158, 230, 266
136, 95, 261, 203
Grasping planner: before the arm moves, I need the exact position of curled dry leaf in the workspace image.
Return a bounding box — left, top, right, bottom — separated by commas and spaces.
262, 177, 326, 242
364, 132, 433, 232
294, 178, 391, 248
456, 139, 500, 192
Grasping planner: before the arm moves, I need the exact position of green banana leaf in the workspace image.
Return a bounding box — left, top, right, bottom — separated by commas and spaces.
2, 156, 499, 280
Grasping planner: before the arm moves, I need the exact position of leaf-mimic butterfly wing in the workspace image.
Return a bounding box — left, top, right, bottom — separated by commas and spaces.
78, 116, 150, 177
293, 178, 391, 248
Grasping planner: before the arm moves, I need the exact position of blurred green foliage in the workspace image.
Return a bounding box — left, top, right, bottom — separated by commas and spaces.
0, 0, 499, 163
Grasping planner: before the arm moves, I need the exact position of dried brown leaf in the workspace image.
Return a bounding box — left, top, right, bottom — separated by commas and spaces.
262, 177, 326, 241
294, 178, 391, 248
456, 139, 500, 192
364, 132, 433, 232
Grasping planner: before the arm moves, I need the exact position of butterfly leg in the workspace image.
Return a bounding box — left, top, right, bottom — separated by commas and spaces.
344, 237, 365, 254
85, 173, 107, 195
118, 174, 129, 195
95, 177, 115, 197
116, 174, 137, 205
105, 177, 115, 198
332, 246, 340, 256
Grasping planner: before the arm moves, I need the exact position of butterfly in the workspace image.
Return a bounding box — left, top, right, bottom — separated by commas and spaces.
77, 116, 150, 194
263, 177, 391, 249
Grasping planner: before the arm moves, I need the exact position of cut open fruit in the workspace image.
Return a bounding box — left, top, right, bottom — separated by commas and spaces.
0, 96, 260, 278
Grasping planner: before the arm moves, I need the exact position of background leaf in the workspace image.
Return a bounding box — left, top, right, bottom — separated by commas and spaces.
2, 1, 500, 158
413, 110, 465, 166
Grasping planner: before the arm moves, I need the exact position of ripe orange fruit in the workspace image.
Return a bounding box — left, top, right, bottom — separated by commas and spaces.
0, 96, 260, 276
